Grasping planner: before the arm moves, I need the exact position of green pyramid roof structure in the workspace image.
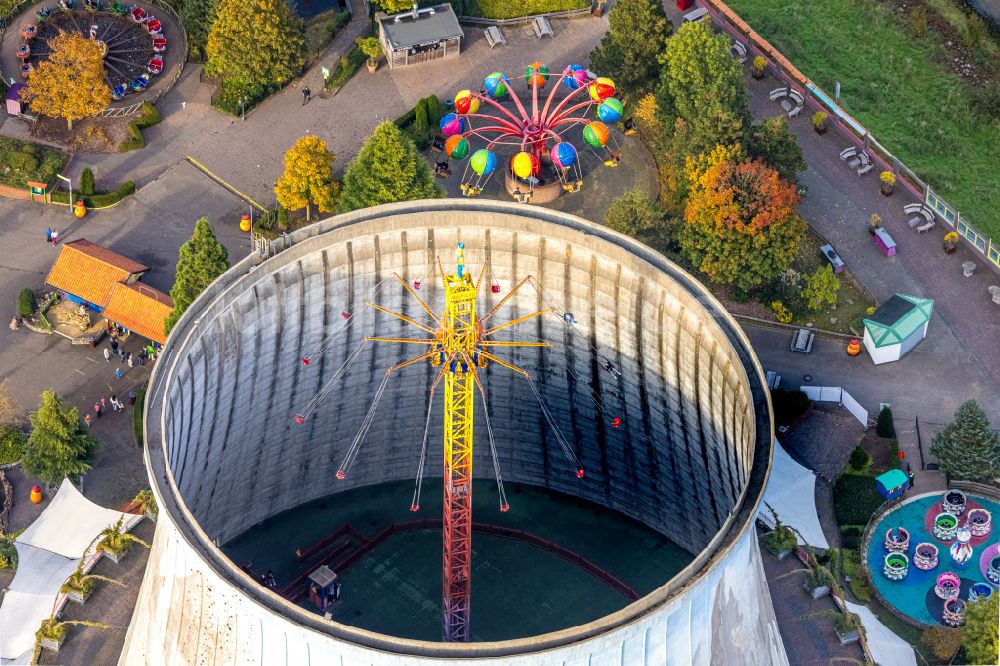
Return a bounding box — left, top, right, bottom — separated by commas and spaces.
863, 294, 934, 348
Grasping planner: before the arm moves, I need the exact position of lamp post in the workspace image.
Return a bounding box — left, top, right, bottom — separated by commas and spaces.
240, 96, 247, 121
56, 173, 71, 216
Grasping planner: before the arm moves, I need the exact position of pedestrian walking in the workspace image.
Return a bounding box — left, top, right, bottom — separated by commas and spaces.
138, 351, 145, 366
129, 390, 136, 405
127, 352, 133, 368
118, 348, 126, 362
115, 367, 123, 380
84, 414, 92, 427
100, 397, 107, 409
302, 86, 311, 105
110, 394, 119, 411
110, 337, 119, 352
51, 230, 58, 246
104, 347, 111, 362
46, 227, 52, 243
908, 470, 915, 489
94, 402, 102, 418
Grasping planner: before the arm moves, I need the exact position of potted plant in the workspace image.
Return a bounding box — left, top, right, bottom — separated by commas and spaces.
60, 555, 125, 604
96, 516, 150, 563
880, 170, 896, 196
804, 565, 835, 599
943, 231, 958, 254
832, 610, 862, 645
35, 616, 109, 652
751, 55, 766, 80
356, 37, 382, 74
812, 111, 828, 134
134, 489, 158, 522
868, 213, 881, 235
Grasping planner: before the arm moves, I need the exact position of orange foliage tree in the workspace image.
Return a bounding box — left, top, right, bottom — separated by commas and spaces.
679, 148, 804, 292
21, 31, 110, 130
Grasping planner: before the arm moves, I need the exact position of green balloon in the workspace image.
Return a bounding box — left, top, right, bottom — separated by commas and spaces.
449, 137, 469, 159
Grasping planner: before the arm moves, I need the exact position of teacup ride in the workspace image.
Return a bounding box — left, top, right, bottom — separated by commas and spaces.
913, 542, 939, 571
968, 582, 992, 602
883, 552, 909, 581
934, 512, 959, 541
987, 554, 1000, 586
966, 508, 991, 538
949, 527, 974, 569
884, 526, 910, 553
942, 598, 966, 627
942, 489, 967, 516
21, 23, 37, 39
934, 571, 960, 600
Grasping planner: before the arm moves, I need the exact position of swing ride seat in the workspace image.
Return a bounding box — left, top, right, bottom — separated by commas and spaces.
111, 1, 127, 13
152, 36, 167, 52
35, 7, 52, 22
130, 6, 146, 22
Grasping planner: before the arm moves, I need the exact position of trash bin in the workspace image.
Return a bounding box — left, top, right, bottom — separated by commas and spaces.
74, 200, 86, 218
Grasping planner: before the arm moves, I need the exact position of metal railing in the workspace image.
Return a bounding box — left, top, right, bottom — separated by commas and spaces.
703, 0, 1000, 274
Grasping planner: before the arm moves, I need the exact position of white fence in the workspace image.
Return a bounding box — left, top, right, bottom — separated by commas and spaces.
799, 386, 869, 429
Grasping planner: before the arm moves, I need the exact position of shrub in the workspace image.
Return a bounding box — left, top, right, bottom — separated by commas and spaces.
770, 388, 811, 426
770, 300, 793, 324
889, 438, 900, 467
962, 13, 987, 49
425, 95, 441, 125
414, 98, 429, 137
119, 102, 162, 152
0, 534, 16, 570
276, 206, 289, 230
326, 44, 366, 90
847, 567, 872, 601
847, 445, 870, 473
751, 55, 766, 74
7, 151, 39, 173
79, 167, 95, 195
811, 111, 827, 128
921, 626, 963, 662
805, 565, 835, 592
17, 288, 35, 317
834, 474, 883, 525
833, 611, 861, 635
464, 0, 588, 20
763, 525, 796, 555
907, 7, 928, 38
0, 427, 26, 465
876, 405, 895, 438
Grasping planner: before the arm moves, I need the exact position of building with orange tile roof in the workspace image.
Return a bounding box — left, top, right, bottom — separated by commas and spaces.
45, 239, 148, 310
102, 282, 174, 346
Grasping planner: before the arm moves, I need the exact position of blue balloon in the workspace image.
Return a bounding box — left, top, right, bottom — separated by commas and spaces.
562, 64, 587, 90
598, 98, 623, 123
551, 142, 578, 168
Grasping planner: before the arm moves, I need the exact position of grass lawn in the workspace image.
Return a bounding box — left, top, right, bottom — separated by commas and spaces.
0, 138, 68, 189
464, 0, 588, 20
726, 0, 1000, 240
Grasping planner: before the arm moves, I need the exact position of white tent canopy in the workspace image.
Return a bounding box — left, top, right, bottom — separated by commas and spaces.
758, 440, 829, 549
0, 479, 129, 662
846, 601, 916, 666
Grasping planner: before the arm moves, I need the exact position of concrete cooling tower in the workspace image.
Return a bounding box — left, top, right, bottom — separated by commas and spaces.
122, 199, 786, 665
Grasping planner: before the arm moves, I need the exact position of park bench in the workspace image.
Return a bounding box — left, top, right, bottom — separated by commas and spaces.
788, 105, 802, 119
903, 203, 924, 214
730, 41, 747, 63
790, 328, 815, 354
917, 220, 935, 233
484, 25, 507, 48
533, 16, 554, 39
788, 90, 804, 105
840, 147, 857, 161
769, 87, 787, 101
847, 155, 862, 169
682, 6, 709, 23
857, 163, 873, 177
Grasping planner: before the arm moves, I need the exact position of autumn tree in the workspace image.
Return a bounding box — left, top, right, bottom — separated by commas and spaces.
657, 22, 749, 152
930, 400, 1000, 481
180, 0, 219, 60
206, 0, 305, 90
21, 31, 109, 129
275, 135, 339, 221
372, 0, 413, 13
800, 265, 841, 311
604, 188, 669, 251
340, 121, 442, 212
164, 218, 230, 336
21, 390, 97, 486
678, 148, 804, 292
590, 0, 672, 94
963, 593, 999, 665
747, 116, 806, 185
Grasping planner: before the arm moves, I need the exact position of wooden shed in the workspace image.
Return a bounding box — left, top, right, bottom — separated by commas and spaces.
376, 4, 464, 69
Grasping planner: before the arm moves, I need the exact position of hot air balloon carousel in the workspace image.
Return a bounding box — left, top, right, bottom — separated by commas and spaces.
446, 62, 625, 203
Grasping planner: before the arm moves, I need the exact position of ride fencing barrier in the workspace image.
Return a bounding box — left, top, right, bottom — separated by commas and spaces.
701, 0, 1000, 275
798, 385, 869, 429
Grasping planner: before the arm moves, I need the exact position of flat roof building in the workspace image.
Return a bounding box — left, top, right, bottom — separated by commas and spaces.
376, 4, 463, 69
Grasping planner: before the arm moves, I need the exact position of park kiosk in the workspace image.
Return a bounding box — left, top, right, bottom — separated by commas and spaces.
376, 3, 463, 69
862, 293, 933, 364
876, 469, 909, 501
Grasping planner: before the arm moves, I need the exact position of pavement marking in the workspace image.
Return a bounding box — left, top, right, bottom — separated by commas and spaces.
184, 156, 267, 212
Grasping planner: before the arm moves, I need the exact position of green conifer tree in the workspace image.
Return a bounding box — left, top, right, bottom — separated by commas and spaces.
930, 400, 1000, 481
589, 0, 672, 94
340, 121, 443, 212
164, 218, 230, 336
21, 390, 97, 486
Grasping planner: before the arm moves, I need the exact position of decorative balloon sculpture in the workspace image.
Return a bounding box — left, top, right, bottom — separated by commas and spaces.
441, 62, 624, 200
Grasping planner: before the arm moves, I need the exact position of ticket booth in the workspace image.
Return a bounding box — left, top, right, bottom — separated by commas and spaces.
307, 565, 341, 611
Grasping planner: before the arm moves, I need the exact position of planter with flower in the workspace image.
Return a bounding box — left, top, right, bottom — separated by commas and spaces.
812, 111, 828, 135
60, 552, 125, 604
943, 231, 958, 254
751, 55, 766, 80
868, 214, 881, 235
134, 489, 158, 523
96, 516, 150, 563
356, 37, 382, 74
35, 616, 109, 652
880, 171, 896, 196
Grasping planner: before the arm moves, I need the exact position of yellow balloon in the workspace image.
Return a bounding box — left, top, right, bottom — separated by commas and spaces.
511, 152, 534, 179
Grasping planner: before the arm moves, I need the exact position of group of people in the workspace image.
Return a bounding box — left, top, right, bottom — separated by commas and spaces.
84, 393, 132, 427
45, 227, 59, 247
